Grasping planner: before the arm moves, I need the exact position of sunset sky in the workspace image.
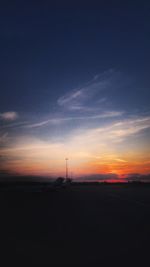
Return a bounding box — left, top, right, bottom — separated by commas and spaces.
0, 2, 150, 181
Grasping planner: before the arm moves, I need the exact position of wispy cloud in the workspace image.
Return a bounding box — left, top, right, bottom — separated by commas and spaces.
114, 158, 128, 163
0, 132, 8, 143
57, 89, 84, 106
72, 116, 150, 145
0, 121, 28, 130
57, 69, 115, 111
1, 115, 149, 176
110, 117, 150, 139
0, 111, 18, 121
0, 70, 124, 131
25, 111, 123, 128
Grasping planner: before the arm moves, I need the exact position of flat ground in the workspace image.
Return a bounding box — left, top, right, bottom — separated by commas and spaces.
0, 184, 150, 266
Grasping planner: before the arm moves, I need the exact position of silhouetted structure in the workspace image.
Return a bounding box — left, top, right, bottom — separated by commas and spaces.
65, 158, 68, 180
54, 177, 65, 187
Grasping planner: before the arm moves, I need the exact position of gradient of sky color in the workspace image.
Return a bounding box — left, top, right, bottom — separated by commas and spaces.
0, 2, 150, 180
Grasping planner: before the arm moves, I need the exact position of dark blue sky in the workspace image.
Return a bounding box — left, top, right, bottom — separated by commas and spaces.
0, 2, 150, 113
0, 2, 150, 177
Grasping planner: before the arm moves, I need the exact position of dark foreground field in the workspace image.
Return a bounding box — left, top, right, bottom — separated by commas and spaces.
0, 183, 150, 266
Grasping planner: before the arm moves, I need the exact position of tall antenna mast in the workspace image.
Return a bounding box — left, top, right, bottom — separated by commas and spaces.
65, 158, 69, 180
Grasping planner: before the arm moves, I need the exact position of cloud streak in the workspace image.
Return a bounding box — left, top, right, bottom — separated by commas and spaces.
0, 132, 8, 143
0, 70, 149, 177
25, 111, 123, 128
0, 111, 18, 121
57, 69, 115, 111
71, 116, 150, 146
1, 114, 150, 176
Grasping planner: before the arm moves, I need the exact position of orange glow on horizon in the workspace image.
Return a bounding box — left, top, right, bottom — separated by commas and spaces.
1, 132, 150, 179
5, 157, 150, 179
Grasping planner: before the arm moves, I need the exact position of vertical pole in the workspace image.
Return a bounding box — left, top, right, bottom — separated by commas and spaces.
65, 158, 68, 180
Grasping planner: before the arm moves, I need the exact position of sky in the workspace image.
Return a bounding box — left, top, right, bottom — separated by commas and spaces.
0, 1, 150, 181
